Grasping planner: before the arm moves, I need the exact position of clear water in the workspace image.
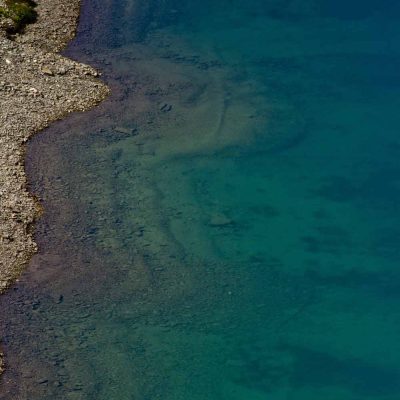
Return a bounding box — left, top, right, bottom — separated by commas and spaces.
1, 0, 400, 399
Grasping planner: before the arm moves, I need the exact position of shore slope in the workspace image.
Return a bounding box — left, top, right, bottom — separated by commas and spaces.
0, 0, 109, 373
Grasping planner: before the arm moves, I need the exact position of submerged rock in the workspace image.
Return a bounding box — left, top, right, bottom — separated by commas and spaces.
208, 213, 234, 227
160, 103, 172, 112
114, 126, 137, 135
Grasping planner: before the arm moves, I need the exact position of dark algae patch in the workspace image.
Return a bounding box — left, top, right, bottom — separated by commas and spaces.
1, 0, 400, 399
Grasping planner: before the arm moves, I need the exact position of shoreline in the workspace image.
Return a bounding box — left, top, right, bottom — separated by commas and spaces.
0, 0, 109, 373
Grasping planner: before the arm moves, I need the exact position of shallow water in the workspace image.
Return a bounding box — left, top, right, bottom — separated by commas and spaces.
1, 0, 400, 399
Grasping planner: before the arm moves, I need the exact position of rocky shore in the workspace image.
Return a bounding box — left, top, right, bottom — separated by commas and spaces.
0, 0, 109, 372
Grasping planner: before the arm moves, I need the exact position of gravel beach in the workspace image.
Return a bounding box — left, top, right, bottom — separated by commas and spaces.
0, 0, 109, 372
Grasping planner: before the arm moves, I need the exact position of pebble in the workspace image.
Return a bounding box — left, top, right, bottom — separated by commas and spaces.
41, 66, 54, 76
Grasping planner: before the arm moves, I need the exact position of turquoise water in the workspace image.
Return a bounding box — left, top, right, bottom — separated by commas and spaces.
1, 1, 400, 399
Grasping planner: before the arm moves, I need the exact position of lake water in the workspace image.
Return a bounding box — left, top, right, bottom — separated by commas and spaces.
1, 0, 400, 399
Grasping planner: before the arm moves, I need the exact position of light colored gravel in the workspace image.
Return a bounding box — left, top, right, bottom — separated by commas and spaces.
0, 0, 109, 373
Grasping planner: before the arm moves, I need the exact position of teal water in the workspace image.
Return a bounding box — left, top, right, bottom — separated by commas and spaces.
1, 1, 400, 399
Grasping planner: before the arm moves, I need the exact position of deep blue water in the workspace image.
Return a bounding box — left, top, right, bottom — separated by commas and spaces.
1, 1, 400, 399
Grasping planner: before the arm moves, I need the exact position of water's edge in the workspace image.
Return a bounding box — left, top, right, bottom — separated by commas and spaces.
0, 0, 109, 378
2, 1, 400, 399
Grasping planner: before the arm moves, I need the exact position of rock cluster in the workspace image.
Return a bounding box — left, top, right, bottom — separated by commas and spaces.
0, 0, 109, 373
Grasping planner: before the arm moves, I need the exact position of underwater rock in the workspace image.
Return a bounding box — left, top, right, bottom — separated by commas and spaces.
208, 213, 234, 227
114, 126, 137, 135
160, 103, 172, 112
